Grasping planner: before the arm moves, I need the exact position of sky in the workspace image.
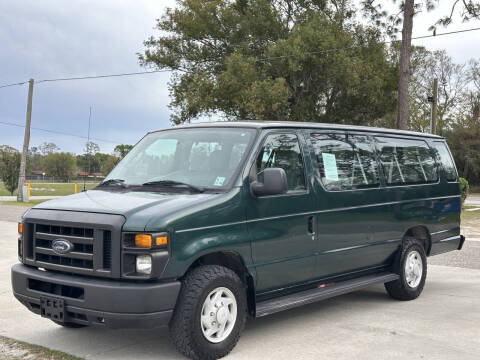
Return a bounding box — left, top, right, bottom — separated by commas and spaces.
1, 0, 479, 155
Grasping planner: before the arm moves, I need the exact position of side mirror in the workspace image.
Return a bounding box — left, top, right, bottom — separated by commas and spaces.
251, 168, 288, 197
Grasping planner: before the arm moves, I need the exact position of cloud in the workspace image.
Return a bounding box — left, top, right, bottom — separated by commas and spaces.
0, 0, 178, 153
1, 0, 479, 155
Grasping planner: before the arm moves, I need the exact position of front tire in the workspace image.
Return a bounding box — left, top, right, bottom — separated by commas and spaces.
169, 265, 247, 360
385, 237, 427, 301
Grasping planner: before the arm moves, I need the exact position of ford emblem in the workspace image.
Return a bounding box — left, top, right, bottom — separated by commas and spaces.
52, 239, 73, 255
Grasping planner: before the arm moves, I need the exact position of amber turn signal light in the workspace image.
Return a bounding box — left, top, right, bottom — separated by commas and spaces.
134, 234, 152, 248
155, 235, 168, 246
18, 223, 23, 235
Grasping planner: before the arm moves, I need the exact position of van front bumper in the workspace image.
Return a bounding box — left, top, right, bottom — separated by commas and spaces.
11, 263, 181, 329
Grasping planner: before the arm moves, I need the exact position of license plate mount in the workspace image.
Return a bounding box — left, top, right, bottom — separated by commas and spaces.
40, 296, 64, 323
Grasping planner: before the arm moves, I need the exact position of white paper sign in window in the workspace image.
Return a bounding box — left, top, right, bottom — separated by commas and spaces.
321, 153, 339, 181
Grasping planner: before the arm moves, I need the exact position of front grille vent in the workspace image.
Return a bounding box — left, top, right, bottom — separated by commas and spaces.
33, 224, 95, 270
103, 230, 112, 270
22, 221, 113, 276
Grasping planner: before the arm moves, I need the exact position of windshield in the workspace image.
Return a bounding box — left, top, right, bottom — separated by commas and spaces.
104, 127, 256, 189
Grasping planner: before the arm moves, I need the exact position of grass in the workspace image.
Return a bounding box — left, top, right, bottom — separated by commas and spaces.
0, 200, 47, 207
1, 336, 83, 360
0, 182, 98, 196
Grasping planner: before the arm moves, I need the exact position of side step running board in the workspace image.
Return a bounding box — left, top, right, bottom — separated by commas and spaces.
255, 272, 399, 317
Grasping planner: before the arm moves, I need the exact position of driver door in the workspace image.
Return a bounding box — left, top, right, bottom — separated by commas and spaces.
246, 131, 317, 293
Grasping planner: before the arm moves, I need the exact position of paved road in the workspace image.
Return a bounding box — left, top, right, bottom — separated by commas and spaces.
465, 194, 480, 207
0, 205, 28, 223
0, 220, 479, 359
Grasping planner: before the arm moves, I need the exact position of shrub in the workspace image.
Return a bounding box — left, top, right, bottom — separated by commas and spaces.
0, 145, 21, 195
459, 177, 469, 205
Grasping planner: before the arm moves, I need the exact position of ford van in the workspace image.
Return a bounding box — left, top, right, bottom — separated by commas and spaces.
12, 122, 464, 360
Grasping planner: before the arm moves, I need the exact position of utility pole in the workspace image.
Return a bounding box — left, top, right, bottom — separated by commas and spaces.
428, 78, 438, 134
396, 0, 414, 130
17, 78, 34, 202
432, 78, 438, 134
83, 107, 92, 192
427, 96, 433, 134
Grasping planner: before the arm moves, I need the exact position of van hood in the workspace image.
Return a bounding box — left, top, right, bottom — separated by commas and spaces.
31, 189, 225, 232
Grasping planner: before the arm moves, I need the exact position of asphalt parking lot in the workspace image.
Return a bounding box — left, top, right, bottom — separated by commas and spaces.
1, 209, 479, 359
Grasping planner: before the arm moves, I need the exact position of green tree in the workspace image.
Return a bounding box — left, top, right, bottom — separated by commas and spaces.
446, 124, 480, 185
38, 142, 59, 156
76, 154, 100, 175
444, 58, 480, 186
407, 47, 468, 134
114, 144, 133, 159
27, 146, 44, 174
140, 0, 397, 125
84, 141, 100, 155
93, 152, 113, 174
101, 155, 119, 175
77, 152, 119, 176
361, 0, 480, 130
44, 152, 77, 182
76, 154, 92, 174
0, 145, 21, 195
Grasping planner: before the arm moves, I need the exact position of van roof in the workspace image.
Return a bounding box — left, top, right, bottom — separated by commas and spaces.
156, 121, 443, 139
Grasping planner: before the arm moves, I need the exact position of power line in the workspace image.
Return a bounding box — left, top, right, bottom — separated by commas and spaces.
255, 26, 480, 61
0, 69, 172, 89
410, 26, 480, 40
1, 26, 479, 89
0, 81, 27, 89
36, 69, 172, 83
0, 120, 120, 144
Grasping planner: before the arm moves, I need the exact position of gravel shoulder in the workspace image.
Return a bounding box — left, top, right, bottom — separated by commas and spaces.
430, 209, 480, 270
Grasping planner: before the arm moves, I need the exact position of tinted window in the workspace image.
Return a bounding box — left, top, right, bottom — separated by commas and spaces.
375, 137, 437, 185
432, 142, 458, 182
256, 133, 306, 191
311, 133, 380, 191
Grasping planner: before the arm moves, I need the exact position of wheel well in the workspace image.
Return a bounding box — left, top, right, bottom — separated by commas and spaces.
187, 251, 256, 316
404, 226, 432, 255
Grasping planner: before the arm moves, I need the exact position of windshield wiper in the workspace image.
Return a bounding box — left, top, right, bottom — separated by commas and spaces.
141, 180, 205, 193
98, 178, 127, 187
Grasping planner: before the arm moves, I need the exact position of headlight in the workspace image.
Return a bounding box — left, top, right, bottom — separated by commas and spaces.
136, 255, 152, 275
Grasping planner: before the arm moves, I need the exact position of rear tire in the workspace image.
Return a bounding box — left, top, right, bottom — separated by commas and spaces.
169, 265, 247, 360
385, 237, 427, 301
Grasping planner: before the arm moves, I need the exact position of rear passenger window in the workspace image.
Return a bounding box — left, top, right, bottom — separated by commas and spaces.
310, 133, 380, 191
432, 142, 458, 182
375, 137, 438, 185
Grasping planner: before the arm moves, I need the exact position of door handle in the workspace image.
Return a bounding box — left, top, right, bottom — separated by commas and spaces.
307, 216, 315, 238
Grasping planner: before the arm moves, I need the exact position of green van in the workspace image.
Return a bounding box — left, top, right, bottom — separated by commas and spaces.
12, 122, 464, 360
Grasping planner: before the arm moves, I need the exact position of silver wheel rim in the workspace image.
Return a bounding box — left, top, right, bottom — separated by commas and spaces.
405, 250, 423, 288
200, 287, 237, 343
